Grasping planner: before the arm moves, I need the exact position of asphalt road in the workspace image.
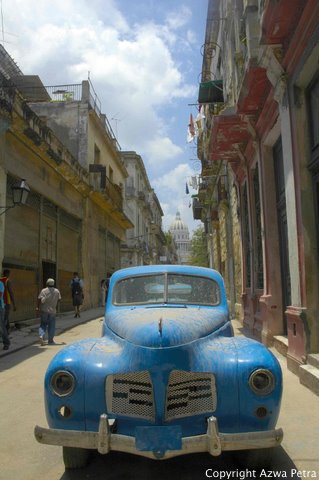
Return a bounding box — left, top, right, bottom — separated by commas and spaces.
0, 317, 318, 480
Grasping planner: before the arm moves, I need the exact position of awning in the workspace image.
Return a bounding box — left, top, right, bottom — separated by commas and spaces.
198, 80, 224, 104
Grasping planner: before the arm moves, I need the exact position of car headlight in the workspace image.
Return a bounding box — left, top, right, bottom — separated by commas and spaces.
51, 371, 75, 397
249, 369, 275, 395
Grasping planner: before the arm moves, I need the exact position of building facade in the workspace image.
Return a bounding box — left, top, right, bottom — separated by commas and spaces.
120, 151, 166, 267
150, 192, 167, 264
196, 0, 319, 393
0, 46, 133, 322
169, 211, 190, 264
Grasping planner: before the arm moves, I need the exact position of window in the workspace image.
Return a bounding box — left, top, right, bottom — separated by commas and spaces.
253, 165, 263, 289
242, 183, 251, 288
307, 74, 319, 262
308, 76, 319, 150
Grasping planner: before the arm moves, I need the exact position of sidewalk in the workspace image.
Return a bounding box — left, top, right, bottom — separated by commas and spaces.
0, 307, 105, 358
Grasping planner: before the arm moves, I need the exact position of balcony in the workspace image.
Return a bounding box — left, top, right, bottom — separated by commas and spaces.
259, 0, 302, 45
106, 179, 123, 210
89, 164, 123, 210
237, 65, 270, 115
0, 72, 16, 133
208, 114, 251, 164
198, 179, 209, 202
235, 2, 271, 115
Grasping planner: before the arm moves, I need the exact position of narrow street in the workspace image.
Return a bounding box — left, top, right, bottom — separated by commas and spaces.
0, 2, 319, 479
0, 316, 318, 480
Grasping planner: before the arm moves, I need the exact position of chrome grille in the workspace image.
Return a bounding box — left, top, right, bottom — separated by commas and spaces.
106, 371, 155, 420
165, 370, 217, 420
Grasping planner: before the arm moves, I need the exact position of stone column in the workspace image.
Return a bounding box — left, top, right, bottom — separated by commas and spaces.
260, 45, 306, 370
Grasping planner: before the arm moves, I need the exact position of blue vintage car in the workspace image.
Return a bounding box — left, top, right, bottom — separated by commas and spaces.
34, 265, 283, 469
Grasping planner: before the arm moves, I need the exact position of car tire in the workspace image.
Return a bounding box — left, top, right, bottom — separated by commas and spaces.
234, 447, 274, 469
63, 446, 90, 469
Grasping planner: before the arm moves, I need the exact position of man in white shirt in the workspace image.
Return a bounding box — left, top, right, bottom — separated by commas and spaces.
36, 278, 61, 345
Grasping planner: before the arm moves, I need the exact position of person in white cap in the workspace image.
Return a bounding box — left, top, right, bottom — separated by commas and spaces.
36, 278, 61, 345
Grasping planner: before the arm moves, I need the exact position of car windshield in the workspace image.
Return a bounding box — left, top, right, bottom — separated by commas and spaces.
112, 273, 220, 306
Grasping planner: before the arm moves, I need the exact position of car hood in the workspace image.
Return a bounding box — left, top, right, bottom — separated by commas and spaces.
106, 306, 229, 347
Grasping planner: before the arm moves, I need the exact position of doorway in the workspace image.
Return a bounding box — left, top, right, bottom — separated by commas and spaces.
42, 261, 57, 288
273, 138, 291, 334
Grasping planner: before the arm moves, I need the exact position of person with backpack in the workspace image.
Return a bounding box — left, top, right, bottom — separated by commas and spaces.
70, 272, 84, 318
37, 278, 61, 346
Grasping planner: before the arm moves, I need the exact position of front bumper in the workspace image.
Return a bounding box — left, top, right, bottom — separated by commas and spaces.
34, 415, 283, 460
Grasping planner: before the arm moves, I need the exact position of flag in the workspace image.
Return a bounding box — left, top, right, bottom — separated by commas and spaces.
186, 182, 189, 194
187, 113, 195, 143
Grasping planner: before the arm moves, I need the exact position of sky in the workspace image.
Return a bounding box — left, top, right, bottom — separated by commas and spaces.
1, 0, 208, 235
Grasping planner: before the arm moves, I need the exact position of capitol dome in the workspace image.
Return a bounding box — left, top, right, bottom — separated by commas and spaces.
169, 211, 190, 264
170, 211, 189, 232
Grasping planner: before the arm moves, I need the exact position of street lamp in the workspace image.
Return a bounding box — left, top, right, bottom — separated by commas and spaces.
0, 178, 30, 215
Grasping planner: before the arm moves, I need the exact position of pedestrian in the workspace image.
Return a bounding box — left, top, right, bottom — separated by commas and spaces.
0, 269, 17, 334
0, 278, 10, 350
70, 272, 84, 318
105, 273, 112, 303
36, 278, 61, 346
100, 279, 106, 307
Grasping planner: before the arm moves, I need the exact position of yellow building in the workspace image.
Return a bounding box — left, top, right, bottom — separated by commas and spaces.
0, 46, 132, 323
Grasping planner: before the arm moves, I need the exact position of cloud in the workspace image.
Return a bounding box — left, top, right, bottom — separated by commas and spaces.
5, 1, 194, 99
5, 2, 196, 151
144, 137, 183, 168
3, 0, 203, 234
165, 6, 192, 31
153, 162, 192, 191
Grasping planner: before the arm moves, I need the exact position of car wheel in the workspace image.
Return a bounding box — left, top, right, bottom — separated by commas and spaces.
235, 447, 274, 469
63, 446, 90, 469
